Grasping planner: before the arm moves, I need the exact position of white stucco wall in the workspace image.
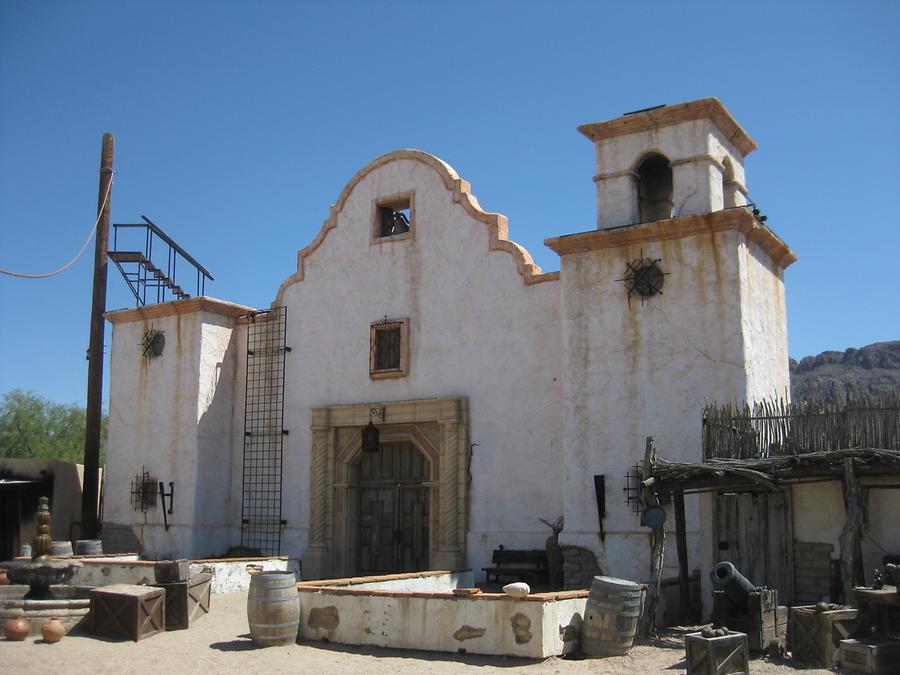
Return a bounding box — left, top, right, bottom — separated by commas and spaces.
792, 481, 845, 546
298, 588, 585, 658
105, 303, 245, 559
740, 240, 790, 402
555, 218, 789, 617
274, 152, 563, 574
558, 228, 747, 579
793, 478, 900, 587
193, 317, 243, 554
864, 480, 900, 582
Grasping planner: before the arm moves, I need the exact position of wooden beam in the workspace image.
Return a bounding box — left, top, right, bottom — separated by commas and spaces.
674, 490, 691, 624
839, 458, 864, 603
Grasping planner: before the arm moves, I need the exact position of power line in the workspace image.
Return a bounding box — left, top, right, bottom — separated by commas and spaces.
0, 172, 115, 279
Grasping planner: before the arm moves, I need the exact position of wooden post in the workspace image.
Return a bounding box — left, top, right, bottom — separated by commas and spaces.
641, 524, 666, 638
81, 132, 114, 540
839, 457, 863, 604
674, 489, 691, 623
639, 437, 665, 638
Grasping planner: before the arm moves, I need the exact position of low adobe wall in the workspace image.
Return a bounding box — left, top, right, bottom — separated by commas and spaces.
59, 554, 292, 592
297, 570, 588, 658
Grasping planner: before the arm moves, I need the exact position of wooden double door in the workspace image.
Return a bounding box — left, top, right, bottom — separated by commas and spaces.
355, 442, 430, 575
715, 490, 794, 603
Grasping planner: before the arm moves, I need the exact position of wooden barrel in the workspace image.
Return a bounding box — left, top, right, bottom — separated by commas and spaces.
581, 575, 642, 657
50, 541, 73, 557
247, 571, 300, 646
74, 540, 103, 555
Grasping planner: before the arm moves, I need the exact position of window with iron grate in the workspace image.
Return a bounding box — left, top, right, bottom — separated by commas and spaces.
370, 319, 409, 379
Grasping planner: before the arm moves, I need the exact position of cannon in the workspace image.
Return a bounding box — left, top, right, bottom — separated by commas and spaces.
710, 561, 759, 607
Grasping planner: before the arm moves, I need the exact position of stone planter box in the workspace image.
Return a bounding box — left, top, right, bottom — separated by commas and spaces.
297, 570, 588, 658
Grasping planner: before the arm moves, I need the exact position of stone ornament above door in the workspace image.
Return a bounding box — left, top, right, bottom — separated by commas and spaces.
303, 396, 469, 580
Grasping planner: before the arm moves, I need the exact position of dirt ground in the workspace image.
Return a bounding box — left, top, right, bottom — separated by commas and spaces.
1, 592, 834, 674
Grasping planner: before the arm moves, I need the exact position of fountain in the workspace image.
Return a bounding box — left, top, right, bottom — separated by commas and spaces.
0, 497, 91, 635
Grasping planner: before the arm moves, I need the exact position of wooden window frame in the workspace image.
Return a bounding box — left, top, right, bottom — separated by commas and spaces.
369, 319, 409, 379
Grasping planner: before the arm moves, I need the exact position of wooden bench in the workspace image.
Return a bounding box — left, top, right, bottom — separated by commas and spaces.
482, 548, 549, 585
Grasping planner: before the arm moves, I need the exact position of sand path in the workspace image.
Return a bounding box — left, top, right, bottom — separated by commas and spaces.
1, 592, 831, 674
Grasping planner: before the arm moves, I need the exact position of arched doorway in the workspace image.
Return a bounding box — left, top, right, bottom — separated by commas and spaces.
305, 397, 469, 580
352, 441, 430, 574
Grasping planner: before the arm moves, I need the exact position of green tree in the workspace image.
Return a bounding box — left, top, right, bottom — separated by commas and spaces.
0, 389, 106, 464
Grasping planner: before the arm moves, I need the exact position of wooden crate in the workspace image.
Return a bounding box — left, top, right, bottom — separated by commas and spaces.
838, 638, 900, 674
154, 559, 191, 583
776, 605, 789, 652
855, 587, 900, 639
155, 572, 212, 630
789, 605, 859, 667
685, 632, 750, 675
91, 584, 165, 641
712, 590, 782, 653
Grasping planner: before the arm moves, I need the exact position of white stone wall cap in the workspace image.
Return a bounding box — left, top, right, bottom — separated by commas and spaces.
105, 296, 257, 324
578, 98, 757, 157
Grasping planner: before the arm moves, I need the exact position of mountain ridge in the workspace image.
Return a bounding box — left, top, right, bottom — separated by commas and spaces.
790, 340, 900, 403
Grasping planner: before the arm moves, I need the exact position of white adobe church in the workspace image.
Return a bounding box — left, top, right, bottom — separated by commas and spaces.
102, 98, 796, 597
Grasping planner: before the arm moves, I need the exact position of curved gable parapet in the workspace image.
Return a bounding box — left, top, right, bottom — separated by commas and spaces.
274, 149, 557, 306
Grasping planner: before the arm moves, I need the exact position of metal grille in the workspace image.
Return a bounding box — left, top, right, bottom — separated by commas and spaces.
374, 325, 401, 370
130, 466, 157, 512
240, 306, 289, 555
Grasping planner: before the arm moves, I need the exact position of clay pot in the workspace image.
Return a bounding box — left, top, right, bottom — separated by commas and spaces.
0, 568, 10, 585
41, 617, 66, 643
4, 613, 30, 641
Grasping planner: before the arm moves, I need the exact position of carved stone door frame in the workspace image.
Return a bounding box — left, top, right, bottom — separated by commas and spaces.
303, 396, 469, 580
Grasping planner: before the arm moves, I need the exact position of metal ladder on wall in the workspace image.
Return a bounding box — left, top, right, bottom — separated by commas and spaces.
240, 306, 290, 556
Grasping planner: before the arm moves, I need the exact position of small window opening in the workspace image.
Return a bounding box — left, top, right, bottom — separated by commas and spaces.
376, 200, 411, 238
369, 318, 409, 379
374, 325, 401, 370
637, 154, 673, 223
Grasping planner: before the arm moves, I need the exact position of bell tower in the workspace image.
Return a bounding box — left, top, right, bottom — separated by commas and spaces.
545, 98, 796, 602
579, 98, 755, 229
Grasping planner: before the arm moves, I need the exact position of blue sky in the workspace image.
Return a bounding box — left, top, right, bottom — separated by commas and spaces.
1, 1, 898, 407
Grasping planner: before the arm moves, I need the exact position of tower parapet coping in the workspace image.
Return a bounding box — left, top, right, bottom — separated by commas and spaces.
578, 98, 757, 158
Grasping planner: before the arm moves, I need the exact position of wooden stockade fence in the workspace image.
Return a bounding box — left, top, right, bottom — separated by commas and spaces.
703, 393, 899, 460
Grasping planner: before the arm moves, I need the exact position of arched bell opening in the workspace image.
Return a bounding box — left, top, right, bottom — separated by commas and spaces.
636, 153, 674, 223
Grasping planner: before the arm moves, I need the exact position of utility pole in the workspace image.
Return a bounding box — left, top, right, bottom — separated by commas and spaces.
81, 133, 114, 540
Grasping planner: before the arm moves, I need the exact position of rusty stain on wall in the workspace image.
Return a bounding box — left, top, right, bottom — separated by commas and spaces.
510, 612, 532, 644
307, 605, 340, 631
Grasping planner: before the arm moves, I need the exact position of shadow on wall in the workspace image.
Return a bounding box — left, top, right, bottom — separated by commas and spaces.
194, 316, 242, 558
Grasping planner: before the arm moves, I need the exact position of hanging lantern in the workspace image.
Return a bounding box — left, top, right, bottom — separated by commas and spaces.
362, 420, 380, 453
362, 407, 385, 453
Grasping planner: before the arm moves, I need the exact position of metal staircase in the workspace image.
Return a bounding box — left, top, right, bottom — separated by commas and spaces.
108, 215, 213, 306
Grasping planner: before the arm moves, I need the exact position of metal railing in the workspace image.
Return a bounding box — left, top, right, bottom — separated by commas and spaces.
109, 215, 213, 306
